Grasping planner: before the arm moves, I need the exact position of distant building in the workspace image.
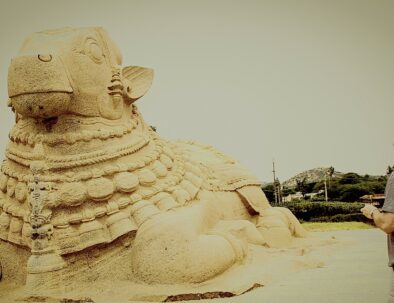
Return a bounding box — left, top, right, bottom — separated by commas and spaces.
283, 190, 325, 202
359, 194, 385, 207
305, 190, 325, 200
283, 192, 303, 202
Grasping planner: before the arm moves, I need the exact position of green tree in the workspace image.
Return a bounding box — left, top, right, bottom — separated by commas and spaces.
261, 184, 274, 202
387, 165, 394, 175
296, 177, 308, 197
282, 186, 296, 196
339, 173, 361, 184
339, 184, 368, 202
327, 166, 335, 188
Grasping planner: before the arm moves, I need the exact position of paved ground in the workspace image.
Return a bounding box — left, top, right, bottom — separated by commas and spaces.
184, 229, 390, 303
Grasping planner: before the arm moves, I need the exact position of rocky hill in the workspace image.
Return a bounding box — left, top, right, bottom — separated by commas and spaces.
283, 167, 343, 188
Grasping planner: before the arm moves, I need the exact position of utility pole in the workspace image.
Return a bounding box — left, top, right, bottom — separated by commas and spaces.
272, 160, 278, 205
276, 178, 282, 205
324, 172, 328, 202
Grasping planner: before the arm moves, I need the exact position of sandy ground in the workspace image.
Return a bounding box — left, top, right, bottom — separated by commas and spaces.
0, 229, 389, 303
185, 229, 390, 303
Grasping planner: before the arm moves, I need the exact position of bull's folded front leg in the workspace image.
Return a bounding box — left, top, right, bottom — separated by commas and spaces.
130, 204, 241, 284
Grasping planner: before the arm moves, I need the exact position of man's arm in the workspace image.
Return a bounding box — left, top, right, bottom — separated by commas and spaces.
361, 204, 394, 234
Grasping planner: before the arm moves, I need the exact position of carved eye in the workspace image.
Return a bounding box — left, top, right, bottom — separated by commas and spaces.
84, 38, 103, 64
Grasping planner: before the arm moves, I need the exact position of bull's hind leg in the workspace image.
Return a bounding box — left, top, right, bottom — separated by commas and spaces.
257, 207, 308, 248
237, 186, 307, 248
130, 203, 244, 284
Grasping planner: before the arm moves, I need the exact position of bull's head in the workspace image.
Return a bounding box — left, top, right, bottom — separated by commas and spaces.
8, 27, 153, 120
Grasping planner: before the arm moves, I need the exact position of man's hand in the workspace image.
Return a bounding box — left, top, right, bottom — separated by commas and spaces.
361, 205, 394, 234
361, 204, 378, 219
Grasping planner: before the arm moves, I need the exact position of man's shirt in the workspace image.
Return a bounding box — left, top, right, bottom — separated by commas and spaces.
382, 173, 394, 267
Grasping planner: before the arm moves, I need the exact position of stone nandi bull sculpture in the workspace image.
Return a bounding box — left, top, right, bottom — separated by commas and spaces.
0, 27, 306, 298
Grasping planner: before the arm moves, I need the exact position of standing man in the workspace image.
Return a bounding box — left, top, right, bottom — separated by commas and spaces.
361, 172, 394, 303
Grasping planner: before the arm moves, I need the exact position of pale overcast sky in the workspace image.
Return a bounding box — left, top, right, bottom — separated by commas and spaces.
0, 0, 393, 182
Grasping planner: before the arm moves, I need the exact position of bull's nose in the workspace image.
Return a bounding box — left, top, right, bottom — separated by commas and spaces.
37, 54, 52, 62
8, 54, 73, 118
8, 54, 73, 98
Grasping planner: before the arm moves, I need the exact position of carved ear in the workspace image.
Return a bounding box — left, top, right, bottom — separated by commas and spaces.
122, 66, 154, 103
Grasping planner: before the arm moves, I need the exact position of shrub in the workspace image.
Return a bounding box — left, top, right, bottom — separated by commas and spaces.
308, 213, 368, 223
285, 201, 366, 222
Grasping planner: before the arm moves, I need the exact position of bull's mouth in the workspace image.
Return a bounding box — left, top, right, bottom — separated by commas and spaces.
10, 92, 72, 118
